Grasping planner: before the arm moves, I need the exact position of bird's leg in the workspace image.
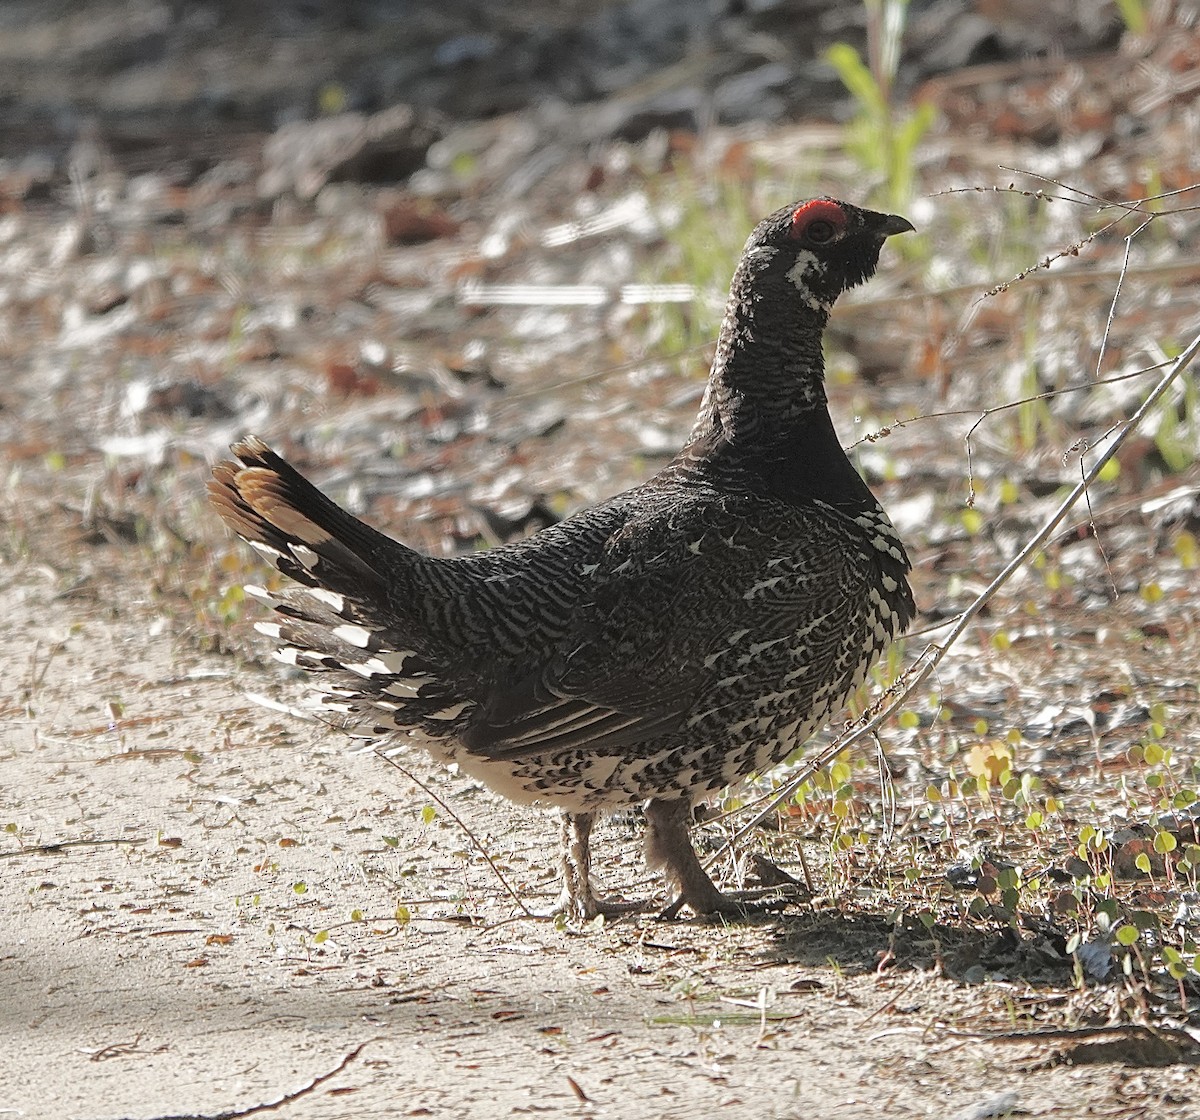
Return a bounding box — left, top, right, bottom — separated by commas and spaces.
555, 810, 644, 922
645, 797, 747, 917
557, 810, 599, 919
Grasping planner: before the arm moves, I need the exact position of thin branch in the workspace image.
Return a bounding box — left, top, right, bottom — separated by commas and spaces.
938, 174, 1200, 217
1095, 216, 1154, 380
696, 328, 1200, 884
941, 1022, 1200, 1050
936, 174, 1198, 305
992, 167, 1200, 215
848, 355, 1175, 450
374, 750, 535, 918
1074, 450, 1118, 598
108, 1040, 373, 1120
0, 837, 149, 859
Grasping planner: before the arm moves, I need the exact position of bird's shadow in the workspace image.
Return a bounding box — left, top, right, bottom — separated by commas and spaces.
709, 901, 1077, 987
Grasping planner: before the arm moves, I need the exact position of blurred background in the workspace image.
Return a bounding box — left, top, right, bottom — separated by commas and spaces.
4, 9, 1200, 1109
4, 1, 1189, 541
0, 1, 1126, 145
3, 0, 1200, 1025
3, 0, 1198, 835
3, 0, 1198, 777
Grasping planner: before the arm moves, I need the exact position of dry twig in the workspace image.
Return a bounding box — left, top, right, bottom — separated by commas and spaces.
375, 750, 535, 918
690, 327, 1200, 897
103, 1040, 373, 1120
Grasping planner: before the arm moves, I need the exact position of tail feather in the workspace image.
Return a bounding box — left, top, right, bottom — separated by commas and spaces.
210, 437, 470, 735
208, 436, 412, 601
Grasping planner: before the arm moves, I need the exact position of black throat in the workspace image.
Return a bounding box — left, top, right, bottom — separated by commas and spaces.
664, 229, 888, 516
675, 398, 878, 513
671, 287, 877, 512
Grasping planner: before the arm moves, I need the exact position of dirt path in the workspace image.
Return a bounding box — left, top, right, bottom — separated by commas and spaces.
2, 525, 1187, 1120
3, 7, 1199, 1112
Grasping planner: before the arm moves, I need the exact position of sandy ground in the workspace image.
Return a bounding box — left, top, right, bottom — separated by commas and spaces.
3, 504, 1191, 1120
2, 6, 1198, 1113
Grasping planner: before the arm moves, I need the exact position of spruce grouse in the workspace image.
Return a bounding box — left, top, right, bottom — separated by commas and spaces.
209, 197, 916, 919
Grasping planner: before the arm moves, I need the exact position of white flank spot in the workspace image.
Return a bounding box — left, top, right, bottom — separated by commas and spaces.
304, 587, 345, 611
428, 702, 469, 721
290, 543, 320, 568
332, 623, 374, 649
728, 628, 750, 645
748, 635, 790, 657
688, 539, 702, 555
244, 584, 276, 604
580, 563, 599, 576
274, 647, 301, 666
882, 574, 898, 593
744, 576, 783, 600
249, 541, 286, 564
383, 679, 424, 699
346, 657, 390, 678
378, 649, 416, 672
254, 622, 283, 639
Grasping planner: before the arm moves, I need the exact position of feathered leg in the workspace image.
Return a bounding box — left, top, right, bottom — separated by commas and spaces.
555, 811, 644, 921
645, 797, 744, 917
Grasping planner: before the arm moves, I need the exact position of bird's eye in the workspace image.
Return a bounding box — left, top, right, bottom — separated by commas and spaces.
788, 199, 849, 244
803, 220, 836, 244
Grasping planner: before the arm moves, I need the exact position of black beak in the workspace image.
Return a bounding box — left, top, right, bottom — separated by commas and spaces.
873, 212, 916, 237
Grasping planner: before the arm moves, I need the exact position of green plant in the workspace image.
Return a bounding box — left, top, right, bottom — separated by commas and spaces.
1115, 0, 1148, 35
824, 0, 935, 212
646, 175, 770, 355
1150, 360, 1200, 472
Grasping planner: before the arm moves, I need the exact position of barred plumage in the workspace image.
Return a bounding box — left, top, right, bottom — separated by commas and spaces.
209, 197, 916, 919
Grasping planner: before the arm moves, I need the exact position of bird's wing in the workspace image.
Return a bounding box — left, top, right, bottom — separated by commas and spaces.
463, 491, 876, 760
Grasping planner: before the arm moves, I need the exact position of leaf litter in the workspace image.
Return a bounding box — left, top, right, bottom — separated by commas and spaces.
2, 5, 1200, 1118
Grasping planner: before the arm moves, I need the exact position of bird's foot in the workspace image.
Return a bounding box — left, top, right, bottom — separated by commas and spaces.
645, 797, 805, 921
553, 809, 648, 923
552, 885, 648, 924
657, 884, 801, 922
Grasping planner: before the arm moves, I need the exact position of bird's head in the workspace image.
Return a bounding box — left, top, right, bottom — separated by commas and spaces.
685, 196, 916, 455
733, 197, 914, 316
